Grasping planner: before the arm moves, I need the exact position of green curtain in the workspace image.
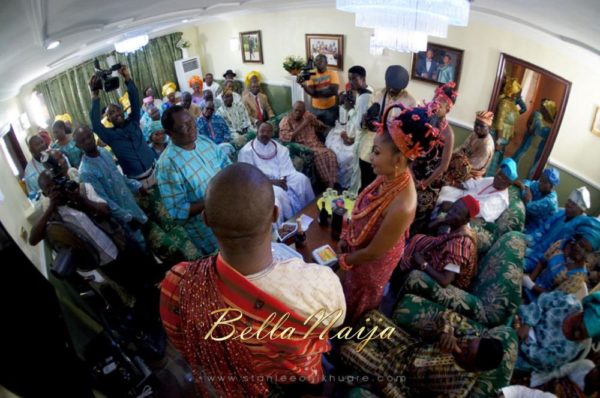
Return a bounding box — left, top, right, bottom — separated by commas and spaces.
35, 32, 182, 128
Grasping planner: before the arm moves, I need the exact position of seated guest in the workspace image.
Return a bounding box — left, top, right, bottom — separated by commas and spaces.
527, 359, 600, 398
515, 168, 560, 234
51, 120, 82, 168
156, 105, 230, 255
217, 80, 241, 104
524, 187, 591, 273
242, 73, 275, 127
145, 121, 168, 157
515, 291, 600, 373
523, 218, 600, 301
342, 309, 504, 398
160, 163, 345, 397
216, 91, 253, 148
74, 126, 148, 249
399, 195, 480, 289
180, 91, 202, 119
445, 111, 495, 185
89, 65, 157, 184
187, 75, 203, 105
54, 113, 74, 131
219, 69, 242, 94
436, 158, 517, 223
238, 123, 315, 222
161, 82, 179, 111
203, 72, 219, 96
142, 86, 163, 110
24, 134, 49, 195
196, 100, 235, 157
140, 104, 161, 134
279, 101, 338, 188
196, 89, 222, 110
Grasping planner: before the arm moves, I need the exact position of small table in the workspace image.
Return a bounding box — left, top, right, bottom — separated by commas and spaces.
284, 199, 339, 264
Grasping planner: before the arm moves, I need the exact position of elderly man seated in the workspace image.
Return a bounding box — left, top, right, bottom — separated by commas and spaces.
180, 91, 202, 119
514, 291, 600, 374
399, 195, 480, 289
515, 168, 560, 235
341, 309, 504, 398
436, 158, 518, 224
196, 100, 235, 158
242, 73, 275, 127
238, 123, 315, 223
160, 163, 345, 397
217, 80, 241, 104
216, 91, 253, 148
279, 101, 338, 188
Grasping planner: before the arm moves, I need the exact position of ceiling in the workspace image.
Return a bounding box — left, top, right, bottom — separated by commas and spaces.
1, 0, 599, 101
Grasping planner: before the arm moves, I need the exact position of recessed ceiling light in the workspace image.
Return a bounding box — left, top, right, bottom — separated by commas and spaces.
182, 19, 189, 23
46, 40, 60, 50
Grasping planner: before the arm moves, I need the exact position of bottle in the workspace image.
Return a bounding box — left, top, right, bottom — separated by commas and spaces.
319, 201, 329, 226
294, 217, 306, 247
331, 207, 347, 241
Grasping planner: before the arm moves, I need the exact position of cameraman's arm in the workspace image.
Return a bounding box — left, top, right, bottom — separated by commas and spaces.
317, 83, 339, 98
300, 81, 317, 96
126, 79, 141, 123
89, 77, 113, 145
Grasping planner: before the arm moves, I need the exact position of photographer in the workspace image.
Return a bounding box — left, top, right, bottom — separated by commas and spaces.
89, 65, 157, 186
297, 54, 340, 127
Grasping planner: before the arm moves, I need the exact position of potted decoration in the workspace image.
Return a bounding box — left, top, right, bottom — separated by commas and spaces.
282, 55, 306, 76
176, 38, 191, 58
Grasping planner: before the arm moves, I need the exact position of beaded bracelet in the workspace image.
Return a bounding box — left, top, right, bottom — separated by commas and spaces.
339, 254, 353, 271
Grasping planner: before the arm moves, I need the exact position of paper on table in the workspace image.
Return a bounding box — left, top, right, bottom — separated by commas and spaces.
299, 214, 313, 231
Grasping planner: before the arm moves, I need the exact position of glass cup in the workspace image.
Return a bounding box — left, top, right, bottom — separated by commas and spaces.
342, 190, 350, 199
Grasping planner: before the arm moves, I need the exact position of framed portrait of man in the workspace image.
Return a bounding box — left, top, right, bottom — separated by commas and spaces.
411, 43, 464, 89
240, 30, 263, 64
305, 34, 344, 70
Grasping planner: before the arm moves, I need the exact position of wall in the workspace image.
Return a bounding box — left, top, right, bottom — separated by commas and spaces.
0, 97, 46, 272
183, 6, 600, 187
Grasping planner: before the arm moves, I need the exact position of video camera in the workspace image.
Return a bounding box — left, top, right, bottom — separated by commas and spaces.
91, 58, 122, 92
299, 58, 317, 82
41, 151, 79, 193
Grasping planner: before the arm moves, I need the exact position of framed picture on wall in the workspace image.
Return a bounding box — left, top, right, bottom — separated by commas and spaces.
592, 106, 600, 136
240, 30, 263, 63
305, 34, 344, 70
411, 43, 464, 89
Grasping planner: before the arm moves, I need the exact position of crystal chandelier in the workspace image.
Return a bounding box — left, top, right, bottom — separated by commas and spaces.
337, 0, 470, 53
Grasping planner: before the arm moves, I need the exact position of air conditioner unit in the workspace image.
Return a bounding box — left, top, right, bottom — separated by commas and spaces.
174, 56, 203, 93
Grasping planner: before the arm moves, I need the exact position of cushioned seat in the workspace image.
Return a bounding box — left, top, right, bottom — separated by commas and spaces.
400, 230, 527, 327
393, 294, 519, 398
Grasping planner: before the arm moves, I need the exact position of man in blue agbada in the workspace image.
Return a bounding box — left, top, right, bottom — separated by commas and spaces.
156, 105, 231, 255
524, 187, 591, 273
74, 126, 148, 249
515, 167, 560, 234
516, 290, 600, 374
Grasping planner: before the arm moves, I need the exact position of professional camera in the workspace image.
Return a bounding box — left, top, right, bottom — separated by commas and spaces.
299, 58, 317, 82
91, 58, 122, 92
340, 90, 355, 107
41, 151, 79, 192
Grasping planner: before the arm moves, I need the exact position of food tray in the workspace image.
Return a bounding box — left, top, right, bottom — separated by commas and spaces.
312, 244, 337, 267
276, 221, 297, 242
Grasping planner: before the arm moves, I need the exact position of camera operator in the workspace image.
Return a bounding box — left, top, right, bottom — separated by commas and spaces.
89, 65, 157, 188
296, 54, 340, 127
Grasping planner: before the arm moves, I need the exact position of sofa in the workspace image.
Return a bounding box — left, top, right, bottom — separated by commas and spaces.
393, 294, 519, 398
399, 230, 527, 328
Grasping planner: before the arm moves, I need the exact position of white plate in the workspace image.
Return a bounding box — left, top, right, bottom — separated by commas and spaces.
276, 221, 297, 242
271, 242, 303, 261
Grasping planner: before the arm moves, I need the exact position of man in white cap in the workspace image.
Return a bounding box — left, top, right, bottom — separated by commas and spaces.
524, 186, 592, 272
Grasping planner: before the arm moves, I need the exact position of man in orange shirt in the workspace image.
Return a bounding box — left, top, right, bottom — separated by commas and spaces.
298, 54, 340, 127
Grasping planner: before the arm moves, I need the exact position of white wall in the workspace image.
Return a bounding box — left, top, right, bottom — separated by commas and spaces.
184, 7, 600, 185
0, 96, 46, 271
